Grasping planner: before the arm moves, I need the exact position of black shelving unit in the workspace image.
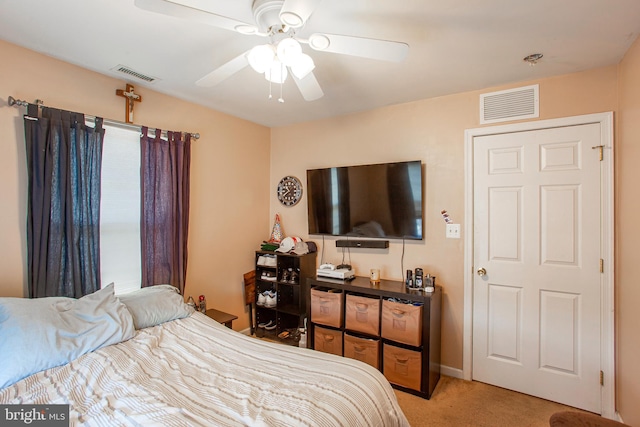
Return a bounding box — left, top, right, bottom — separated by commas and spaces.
254, 250, 317, 346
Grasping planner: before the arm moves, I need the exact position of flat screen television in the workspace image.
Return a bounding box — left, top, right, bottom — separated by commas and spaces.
306, 160, 423, 240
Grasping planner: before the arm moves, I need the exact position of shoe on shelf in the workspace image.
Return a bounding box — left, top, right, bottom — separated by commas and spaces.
289, 269, 299, 284
264, 322, 277, 331
257, 292, 267, 306
264, 256, 277, 267
265, 291, 277, 308
278, 330, 290, 339
261, 271, 276, 281
281, 270, 290, 283
257, 320, 273, 329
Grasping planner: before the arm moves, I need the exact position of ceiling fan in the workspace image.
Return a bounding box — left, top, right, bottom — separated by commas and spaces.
134, 0, 409, 102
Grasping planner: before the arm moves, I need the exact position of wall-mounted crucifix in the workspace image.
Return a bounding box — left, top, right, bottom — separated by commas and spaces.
116, 83, 142, 123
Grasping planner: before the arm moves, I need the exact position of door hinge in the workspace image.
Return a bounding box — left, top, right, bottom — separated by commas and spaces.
592, 145, 604, 161
600, 259, 604, 273
600, 370, 604, 386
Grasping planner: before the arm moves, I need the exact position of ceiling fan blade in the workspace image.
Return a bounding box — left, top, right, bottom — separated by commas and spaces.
134, 0, 258, 34
196, 51, 250, 87
307, 33, 409, 62
292, 71, 324, 101
279, 0, 324, 28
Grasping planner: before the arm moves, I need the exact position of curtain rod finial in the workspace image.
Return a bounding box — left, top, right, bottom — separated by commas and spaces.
7, 96, 32, 108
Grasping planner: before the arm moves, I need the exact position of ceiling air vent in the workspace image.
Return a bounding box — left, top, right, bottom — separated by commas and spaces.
111, 65, 158, 83
480, 84, 539, 124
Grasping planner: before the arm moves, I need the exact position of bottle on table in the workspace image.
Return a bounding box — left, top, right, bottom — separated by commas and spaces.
186, 296, 196, 309
298, 329, 307, 348
198, 295, 207, 313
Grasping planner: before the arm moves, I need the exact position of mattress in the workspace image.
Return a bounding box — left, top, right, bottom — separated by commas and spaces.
1, 312, 409, 426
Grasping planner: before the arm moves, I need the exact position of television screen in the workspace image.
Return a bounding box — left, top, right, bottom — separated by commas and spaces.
306, 160, 423, 240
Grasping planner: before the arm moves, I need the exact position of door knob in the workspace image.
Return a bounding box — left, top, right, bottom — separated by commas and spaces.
477, 267, 487, 277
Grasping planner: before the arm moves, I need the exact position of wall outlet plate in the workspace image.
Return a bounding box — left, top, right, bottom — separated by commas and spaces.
446, 223, 461, 239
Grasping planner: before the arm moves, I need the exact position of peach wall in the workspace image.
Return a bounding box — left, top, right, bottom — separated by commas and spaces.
270, 67, 618, 372
2, 35, 639, 422
0, 40, 270, 331
616, 36, 640, 426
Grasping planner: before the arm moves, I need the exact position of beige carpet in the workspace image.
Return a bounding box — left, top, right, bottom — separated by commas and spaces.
395, 376, 588, 427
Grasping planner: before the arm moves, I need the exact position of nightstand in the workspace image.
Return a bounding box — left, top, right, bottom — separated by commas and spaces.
205, 308, 238, 329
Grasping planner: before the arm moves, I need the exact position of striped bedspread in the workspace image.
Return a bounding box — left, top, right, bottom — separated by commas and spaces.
1, 312, 409, 426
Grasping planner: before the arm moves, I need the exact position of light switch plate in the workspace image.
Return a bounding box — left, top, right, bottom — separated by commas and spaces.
446, 223, 461, 239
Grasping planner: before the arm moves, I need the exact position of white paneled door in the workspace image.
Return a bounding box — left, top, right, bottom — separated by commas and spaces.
472, 123, 602, 412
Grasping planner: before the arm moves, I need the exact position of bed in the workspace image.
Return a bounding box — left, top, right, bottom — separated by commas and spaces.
0, 284, 409, 426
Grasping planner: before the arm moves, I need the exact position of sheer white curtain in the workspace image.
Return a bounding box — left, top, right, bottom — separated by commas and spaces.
99, 125, 141, 295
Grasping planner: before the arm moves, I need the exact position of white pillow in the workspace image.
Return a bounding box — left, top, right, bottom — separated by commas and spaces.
117, 284, 194, 329
0, 283, 135, 389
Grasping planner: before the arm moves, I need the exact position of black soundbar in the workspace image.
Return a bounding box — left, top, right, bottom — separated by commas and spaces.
335, 239, 389, 249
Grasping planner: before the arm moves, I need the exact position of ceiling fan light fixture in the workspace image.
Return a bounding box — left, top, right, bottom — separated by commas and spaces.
308, 34, 330, 51
276, 38, 303, 66
291, 53, 315, 79
265, 59, 288, 84
248, 44, 276, 73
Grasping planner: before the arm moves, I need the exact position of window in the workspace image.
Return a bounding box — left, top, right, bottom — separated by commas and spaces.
98, 124, 141, 295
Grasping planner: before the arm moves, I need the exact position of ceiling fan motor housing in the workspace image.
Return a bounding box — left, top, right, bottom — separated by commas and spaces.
253, 0, 287, 33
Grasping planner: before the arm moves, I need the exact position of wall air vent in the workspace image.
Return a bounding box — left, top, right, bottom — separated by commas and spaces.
480, 84, 539, 124
111, 65, 158, 83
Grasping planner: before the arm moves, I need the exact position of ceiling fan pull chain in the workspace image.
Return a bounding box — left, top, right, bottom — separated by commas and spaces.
268, 78, 273, 100
278, 62, 285, 103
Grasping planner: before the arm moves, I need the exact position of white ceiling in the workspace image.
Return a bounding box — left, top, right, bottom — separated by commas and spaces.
1, 0, 640, 127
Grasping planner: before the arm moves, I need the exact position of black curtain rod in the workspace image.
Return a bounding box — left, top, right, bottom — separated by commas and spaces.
7, 96, 200, 140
